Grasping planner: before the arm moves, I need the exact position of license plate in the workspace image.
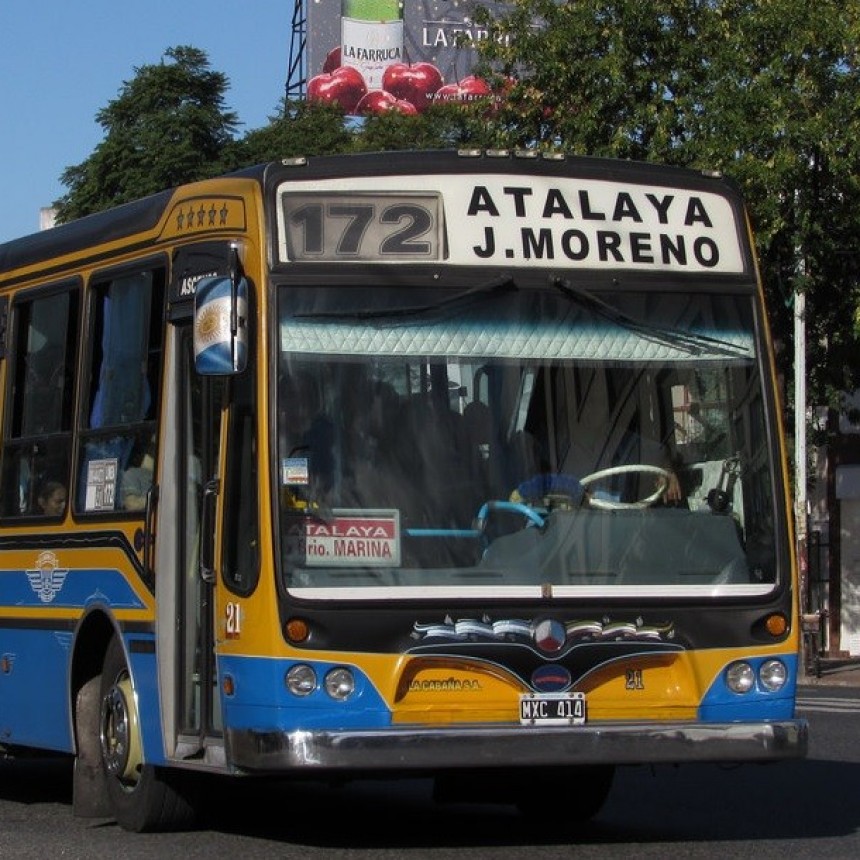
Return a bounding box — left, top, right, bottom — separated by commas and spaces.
519, 692, 586, 726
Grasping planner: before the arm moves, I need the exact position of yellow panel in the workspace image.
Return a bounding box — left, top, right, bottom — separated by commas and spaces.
574, 653, 699, 720
380, 644, 799, 726
159, 196, 247, 240
391, 656, 525, 725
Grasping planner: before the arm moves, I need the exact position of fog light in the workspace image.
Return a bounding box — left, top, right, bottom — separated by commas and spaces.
726, 661, 755, 693
285, 664, 317, 697
324, 667, 355, 701
759, 659, 788, 692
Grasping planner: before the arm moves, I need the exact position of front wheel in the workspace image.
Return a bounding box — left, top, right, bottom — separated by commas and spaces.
99, 635, 197, 832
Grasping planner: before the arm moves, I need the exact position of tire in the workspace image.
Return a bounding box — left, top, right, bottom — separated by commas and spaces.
99, 635, 197, 832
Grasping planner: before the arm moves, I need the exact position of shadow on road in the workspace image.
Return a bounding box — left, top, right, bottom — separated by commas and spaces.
1, 754, 856, 847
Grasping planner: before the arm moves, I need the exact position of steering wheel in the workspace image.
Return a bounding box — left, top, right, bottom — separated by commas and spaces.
580, 464, 672, 510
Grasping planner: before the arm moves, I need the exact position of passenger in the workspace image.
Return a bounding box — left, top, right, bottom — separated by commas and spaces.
121, 466, 153, 512
37, 480, 67, 516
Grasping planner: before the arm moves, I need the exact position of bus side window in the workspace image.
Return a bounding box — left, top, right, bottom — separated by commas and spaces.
0, 287, 79, 518
75, 268, 165, 514
221, 368, 260, 595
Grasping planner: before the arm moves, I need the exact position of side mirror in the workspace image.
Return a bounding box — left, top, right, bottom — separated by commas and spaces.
193, 274, 248, 375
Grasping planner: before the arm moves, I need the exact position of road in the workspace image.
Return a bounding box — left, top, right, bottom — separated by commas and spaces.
1, 687, 858, 859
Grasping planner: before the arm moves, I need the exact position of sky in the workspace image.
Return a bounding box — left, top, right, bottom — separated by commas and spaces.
0, 0, 295, 244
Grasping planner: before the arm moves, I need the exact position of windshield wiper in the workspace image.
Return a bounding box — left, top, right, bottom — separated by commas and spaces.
550, 277, 750, 358
291, 275, 518, 323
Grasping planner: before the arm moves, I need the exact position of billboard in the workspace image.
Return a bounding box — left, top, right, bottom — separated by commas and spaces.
306, 1, 515, 115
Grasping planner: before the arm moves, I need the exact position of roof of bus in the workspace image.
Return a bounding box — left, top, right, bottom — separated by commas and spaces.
0, 164, 268, 277
1, 151, 741, 277
264, 149, 741, 194
0, 187, 175, 275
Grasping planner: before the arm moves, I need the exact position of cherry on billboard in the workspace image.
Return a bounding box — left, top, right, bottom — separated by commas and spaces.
306, 1, 514, 116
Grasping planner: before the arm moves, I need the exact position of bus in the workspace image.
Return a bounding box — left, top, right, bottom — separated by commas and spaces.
0, 150, 807, 832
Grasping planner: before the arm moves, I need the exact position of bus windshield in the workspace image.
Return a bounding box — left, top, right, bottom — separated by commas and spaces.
276, 281, 777, 599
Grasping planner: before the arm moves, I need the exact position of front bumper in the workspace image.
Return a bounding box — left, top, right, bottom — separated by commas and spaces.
226, 718, 808, 773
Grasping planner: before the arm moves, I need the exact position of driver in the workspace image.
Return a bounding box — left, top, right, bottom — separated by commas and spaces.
661, 469, 683, 504
509, 472, 587, 507
648, 438, 685, 506
505, 430, 589, 509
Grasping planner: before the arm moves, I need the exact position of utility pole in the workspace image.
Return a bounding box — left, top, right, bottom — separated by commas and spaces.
792, 177, 809, 599
794, 233, 819, 673
794, 284, 807, 575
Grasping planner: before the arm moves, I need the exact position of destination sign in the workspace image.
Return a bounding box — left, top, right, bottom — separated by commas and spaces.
289, 509, 401, 568
275, 174, 746, 273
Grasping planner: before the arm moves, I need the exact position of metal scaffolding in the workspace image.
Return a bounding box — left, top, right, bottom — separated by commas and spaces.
285, 0, 307, 101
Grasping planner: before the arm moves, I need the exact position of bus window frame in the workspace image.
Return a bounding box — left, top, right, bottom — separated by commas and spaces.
219, 281, 260, 599
0, 278, 81, 521
74, 255, 168, 519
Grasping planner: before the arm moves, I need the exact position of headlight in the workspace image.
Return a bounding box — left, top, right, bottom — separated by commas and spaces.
324, 667, 356, 701
726, 661, 755, 693
759, 659, 788, 692
285, 664, 317, 696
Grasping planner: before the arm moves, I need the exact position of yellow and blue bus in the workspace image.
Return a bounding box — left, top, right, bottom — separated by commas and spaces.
0, 150, 807, 831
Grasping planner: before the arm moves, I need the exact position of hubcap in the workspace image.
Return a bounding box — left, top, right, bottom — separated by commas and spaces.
100, 673, 142, 785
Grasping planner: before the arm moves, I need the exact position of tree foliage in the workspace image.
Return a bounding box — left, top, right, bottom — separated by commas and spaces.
229, 99, 500, 164
356, 101, 501, 152
470, 0, 860, 424
229, 99, 355, 165
54, 6, 860, 426
54, 46, 238, 222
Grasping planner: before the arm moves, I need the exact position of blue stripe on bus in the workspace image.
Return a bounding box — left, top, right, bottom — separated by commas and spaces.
0, 568, 147, 609
125, 634, 167, 766
699, 653, 799, 721
0, 627, 73, 751
217, 654, 392, 731
219, 653, 802, 731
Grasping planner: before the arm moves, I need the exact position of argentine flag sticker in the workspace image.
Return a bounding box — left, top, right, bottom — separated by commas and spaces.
193, 275, 248, 374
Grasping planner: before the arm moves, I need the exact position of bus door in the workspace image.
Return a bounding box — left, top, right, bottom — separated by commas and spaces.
151, 319, 225, 762
155, 243, 232, 763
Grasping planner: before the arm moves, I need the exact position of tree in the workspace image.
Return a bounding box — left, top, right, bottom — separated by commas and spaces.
686, 0, 860, 422
468, 0, 860, 422
355, 101, 502, 152
228, 99, 356, 165
52, 8, 860, 424
54, 46, 238, 222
